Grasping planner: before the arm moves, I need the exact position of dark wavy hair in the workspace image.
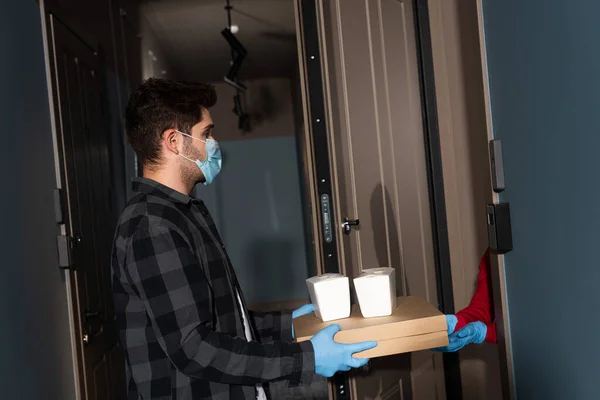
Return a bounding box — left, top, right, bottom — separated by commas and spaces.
125, 78, 217, 167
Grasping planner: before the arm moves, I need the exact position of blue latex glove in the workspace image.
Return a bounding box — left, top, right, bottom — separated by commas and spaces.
292, 304, 315, 339
445, 314, 458, 334
434, 321, 487, 352
293, 304, 315, 319
310, 324, 377, 378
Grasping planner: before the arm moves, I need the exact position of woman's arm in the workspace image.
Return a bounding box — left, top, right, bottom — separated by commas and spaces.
454, 249, 497, 344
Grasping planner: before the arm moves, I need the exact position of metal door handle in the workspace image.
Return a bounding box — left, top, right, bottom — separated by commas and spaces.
84, 310, 103, 320
342, 217, 360, 235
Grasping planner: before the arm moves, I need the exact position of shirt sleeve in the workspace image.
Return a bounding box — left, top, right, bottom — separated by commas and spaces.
485, 322, 497, 344
250, 310, 294, 344
125, 225, 315, 386
455, 249, 495, 331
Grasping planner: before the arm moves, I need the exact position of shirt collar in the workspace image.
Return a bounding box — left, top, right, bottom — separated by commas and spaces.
131, 177, 193, 205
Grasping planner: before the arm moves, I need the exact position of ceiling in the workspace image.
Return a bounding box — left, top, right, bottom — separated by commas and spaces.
141, 0, 298, 82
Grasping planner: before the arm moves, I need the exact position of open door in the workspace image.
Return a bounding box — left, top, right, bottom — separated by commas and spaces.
295, 0, 458, 398
47, 15, 125, 400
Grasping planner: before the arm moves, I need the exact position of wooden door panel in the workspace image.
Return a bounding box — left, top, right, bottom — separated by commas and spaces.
333, 0, 382, 275
410, 355, 442, 399
378, 1, 445, 398
365, 0, 405, 291
90, 356, 110, 400
50, 15, 124, 400
354, 356, 413, 400
378, 0, 437, 303
109, 344, 128, 400
318, 0, 444, 398
80, 54, 114, 340
70, 36, 105, 360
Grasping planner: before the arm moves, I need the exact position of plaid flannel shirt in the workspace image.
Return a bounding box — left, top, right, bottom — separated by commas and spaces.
111, 178, 315, 400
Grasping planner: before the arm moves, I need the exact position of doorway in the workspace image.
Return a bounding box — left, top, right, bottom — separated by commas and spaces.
140, 0, 317, 311
40, 0, 510, 398
296, 0, 455, 398
140, 0, 327, 397
139, 0, 459, 398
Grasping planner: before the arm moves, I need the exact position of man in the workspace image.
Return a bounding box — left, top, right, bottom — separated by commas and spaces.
111, 78, 376, 400
435, 249, 497, 352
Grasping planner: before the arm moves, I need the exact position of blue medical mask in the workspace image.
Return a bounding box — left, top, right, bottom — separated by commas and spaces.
176, 130, 222, 185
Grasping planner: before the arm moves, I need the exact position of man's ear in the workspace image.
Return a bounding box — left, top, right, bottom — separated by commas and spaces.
163, 129, 180, 155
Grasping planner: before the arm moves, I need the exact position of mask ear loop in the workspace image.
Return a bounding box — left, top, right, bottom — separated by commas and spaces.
175, 129, 207, 144
176, 130, 208, 163
179, 153, 196, 163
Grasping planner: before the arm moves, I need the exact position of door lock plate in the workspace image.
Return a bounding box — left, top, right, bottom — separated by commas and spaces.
56, 235, 74, 269
487, 203, 513, 254
320, 194, 333, 243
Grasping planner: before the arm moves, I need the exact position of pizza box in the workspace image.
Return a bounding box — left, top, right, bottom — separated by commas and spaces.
293, 296, 449, 358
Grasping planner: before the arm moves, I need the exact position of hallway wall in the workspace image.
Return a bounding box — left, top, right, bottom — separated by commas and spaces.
196, 79, 311, 305
483, 0, 600, 397
0, 1, 77, 399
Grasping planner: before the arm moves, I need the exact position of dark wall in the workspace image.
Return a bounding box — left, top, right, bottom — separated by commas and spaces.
0, 1, 78, 398
0, 1, 143, 399
482, 0, 600, 398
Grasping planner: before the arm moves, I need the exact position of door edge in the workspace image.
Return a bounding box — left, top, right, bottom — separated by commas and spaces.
294, 0, 352, 398
475, 0, 516, 398
294, 0, 343, 277
294, 0, 324, 277
39, 4, 83, 400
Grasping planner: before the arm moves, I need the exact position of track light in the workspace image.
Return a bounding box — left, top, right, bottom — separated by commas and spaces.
221, 27, 247, 91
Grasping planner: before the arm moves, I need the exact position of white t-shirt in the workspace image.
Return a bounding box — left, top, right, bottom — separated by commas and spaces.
236, 290, 267, 400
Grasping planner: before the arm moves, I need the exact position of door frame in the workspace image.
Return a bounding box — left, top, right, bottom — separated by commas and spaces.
412, 1, 463, 397
474, 0, 515, 397
294, 0, 462, 398
413, 0, 516, 398
39, 1, 84, 399
294, 1, 349, 397
41, 7, 90, 400
294, 0, 343, 279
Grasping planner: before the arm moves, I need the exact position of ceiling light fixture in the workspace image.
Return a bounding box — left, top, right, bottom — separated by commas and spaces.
222, 0, 247, 92
222, 0, 250, 132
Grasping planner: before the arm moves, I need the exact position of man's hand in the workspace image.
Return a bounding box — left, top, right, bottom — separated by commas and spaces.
310, 325, 377, 377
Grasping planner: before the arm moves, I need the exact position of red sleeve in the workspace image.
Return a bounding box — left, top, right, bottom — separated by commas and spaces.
455, 249, 496, 343
485, 323, 497, 344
